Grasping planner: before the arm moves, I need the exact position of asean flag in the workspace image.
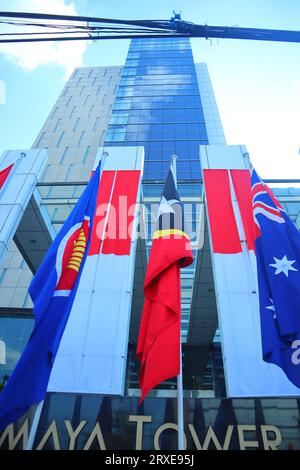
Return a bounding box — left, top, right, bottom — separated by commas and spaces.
137, 162, 193, 403
0, 163, 101, 431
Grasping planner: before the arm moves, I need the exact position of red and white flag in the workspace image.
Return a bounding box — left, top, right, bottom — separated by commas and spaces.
48, 147, 144, 394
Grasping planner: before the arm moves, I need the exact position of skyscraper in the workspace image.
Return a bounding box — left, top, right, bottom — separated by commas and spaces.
0, 38, 300, 450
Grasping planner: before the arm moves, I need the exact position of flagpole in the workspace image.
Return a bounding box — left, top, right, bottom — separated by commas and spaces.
177, 340, 185, 450
25, 399, 44, 450
171, 155, 185, 451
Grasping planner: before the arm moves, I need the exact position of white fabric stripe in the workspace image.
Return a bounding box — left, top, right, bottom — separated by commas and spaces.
53, 290, 71, 297
252, 190, 267, 201
252, 184, 286, 213
253, 199, 279, 211
253, 206, 285, 224
253, 199, 282, 216
251, 181, 263, 190
48, 251, 137, 393
81, 254, 134, 392
213, 252, 300, 396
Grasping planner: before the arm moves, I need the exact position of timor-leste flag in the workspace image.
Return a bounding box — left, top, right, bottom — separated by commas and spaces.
136, 162, 193, 403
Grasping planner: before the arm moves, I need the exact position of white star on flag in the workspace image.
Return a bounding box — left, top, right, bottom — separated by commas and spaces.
157, 196, 179, 218
266, 298, 277, 319
269, 255, 298, 277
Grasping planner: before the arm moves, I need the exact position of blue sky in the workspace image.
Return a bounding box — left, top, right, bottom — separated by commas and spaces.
0, 0, 300, 178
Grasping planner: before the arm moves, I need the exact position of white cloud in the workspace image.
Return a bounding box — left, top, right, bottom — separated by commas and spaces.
0, 0, 88, 79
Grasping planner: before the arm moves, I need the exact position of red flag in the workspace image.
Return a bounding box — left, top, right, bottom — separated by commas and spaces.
0, 163, 13, 190
136, 164, 193, 403
203, 169, 242, 254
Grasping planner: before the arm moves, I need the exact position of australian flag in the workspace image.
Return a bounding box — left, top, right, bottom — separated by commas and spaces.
251, 166, 300, 388
0, 163, 101, 431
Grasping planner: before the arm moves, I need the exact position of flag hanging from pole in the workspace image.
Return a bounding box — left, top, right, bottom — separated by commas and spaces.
251, 166, 300, 388
0, 163, 13, 191
136, 161, 193, 403
0, 162, 101, 431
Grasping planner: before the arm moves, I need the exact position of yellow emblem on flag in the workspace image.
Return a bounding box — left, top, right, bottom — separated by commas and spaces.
66, 228, 86, 272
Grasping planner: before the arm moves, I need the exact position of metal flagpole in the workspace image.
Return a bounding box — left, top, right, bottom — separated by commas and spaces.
170, 154, 185, 451
25, 400, 44, 450
177, 342, 185, 450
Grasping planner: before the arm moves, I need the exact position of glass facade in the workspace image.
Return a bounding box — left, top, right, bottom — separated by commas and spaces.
273, 187, 300, 229
1, 40, 300, 448
105, 38, 208, 181
126, 343, 225, 398
1, 38, 300, 450
3, 394, 297, 450
104, 38, 207, 351
0, 312, 34, 390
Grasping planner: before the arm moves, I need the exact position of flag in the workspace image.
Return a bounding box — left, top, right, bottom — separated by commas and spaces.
0, 163, 101, 431
47, 164, 142, 395
0, 163, 13, 191
136, 161, 193, 403
251, 166, 300, 388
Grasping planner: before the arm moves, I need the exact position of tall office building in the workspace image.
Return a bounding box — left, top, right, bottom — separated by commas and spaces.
0, 38, 300, 450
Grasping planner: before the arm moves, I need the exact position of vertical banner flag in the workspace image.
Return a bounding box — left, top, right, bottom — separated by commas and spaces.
0, 163, 101, 431
137, 162, 193, 402
251, 166, 300, 388
47, 149, 143, 395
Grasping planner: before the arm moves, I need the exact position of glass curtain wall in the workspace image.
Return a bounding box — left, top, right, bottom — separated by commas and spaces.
104, 37, 213, 393
105, 37, 208, 180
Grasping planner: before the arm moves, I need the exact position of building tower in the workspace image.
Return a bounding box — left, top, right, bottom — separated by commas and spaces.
1, 37, 300, 450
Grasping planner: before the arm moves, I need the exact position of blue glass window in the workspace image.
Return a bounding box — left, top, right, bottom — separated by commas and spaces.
108, 37, 208, 182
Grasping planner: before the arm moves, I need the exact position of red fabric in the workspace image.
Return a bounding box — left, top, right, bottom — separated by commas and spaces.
102, 170, 140, 255
88, 170, 115, 255
56, 219, 90, 292
0, 164, 13, 190
203, 169, 242, 254
89, 170, 140, 256
137, 236, 193, 403
230, 169, 257, 251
